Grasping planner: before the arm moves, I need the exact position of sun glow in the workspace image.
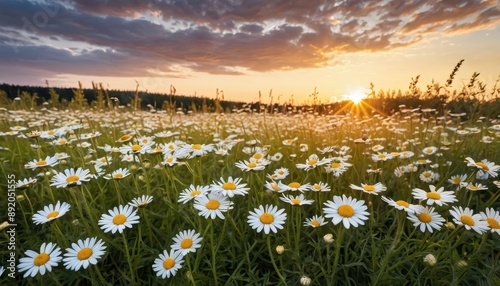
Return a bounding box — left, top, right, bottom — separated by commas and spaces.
342, 88, 369, 104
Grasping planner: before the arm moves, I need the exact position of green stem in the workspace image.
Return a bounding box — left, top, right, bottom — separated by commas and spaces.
267, 235, 287, 285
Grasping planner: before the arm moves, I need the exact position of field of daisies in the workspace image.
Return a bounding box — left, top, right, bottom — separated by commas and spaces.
1, 103, 500, 285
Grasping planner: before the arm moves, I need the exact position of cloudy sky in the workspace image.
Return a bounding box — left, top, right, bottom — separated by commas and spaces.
1, 0, 499, 103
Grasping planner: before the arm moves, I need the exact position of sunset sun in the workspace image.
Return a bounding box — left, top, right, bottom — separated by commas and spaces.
343, 88, 368, 104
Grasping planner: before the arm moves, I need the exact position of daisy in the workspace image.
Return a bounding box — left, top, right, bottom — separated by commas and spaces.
32, 201, 71, 225
15, 177, 37, 188
465, 157, 500, 178
449, 206, 489, 234
51, 137, 70, 146
280, 194, 314, 206
269, 167, 289, 180
411, 185, 457, 206
419, 170, 440, 183
448, 174, 468, 190
349, 182, 387, 195
24, 156, 59, 170
303, 215, 328, 228
422, 146, 438, 156
18, 242, 62, 278
98, 205, 140, 234
323, 158, 352, 177
210, 176, 249, 198
399, 151, 415, 159
295, 154, 330, 171
152, 249, 184, 279
235, 159, 266, 171
264, 180, 285, 193
270, 152, 283, 161
103, 168, 131, 180
119, 142, 154, 155
178, 185, 210, 204
182, 143, 214, 158
407, 206, 445, 233
247, 204, 287, 234
63, 237, 107, 271
381, 196, 417, 213
323, 195, 370, 229
310, 182, 331, 192
116, 134, 133, 143
278, 181, 312, 192
193, 192, 234, 220
128, 195, 154, 208
50, 167, 92, 188
479, 208, 500, 235
466, 183, 488, 192
171, 229, 203, 255
371, 152, 394, 162
136, 135, 156, 145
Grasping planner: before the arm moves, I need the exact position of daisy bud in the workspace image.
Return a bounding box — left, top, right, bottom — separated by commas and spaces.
0, 221, 9, 231
130, 164, 138, 171
142, 161, 150, 169
300, 276, 312, 286
276, 245, 285, 255
16, 195, 25, 201
60, 159, 68, 165
445, 221, 455, 230
323, 233, 335, 244
72, 219, 80, 226
455, 259, 468, 269
423, 254, 437, 266
186, 270, 193, 280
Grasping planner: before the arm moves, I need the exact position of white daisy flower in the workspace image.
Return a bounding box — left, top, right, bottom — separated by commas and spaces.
371, 152, 394, 162
407, 206, 445, 233
63, 237, 107, 271
411, 185, 457, 206
278, 181, 312, 192
247, 204, 287, 234
171, 229, 203, 255
235, 159, 266, 171
295, 154, 330, 171
381, 196, 417, 213
264, 180, 285, 193
465, 157, 500, 178
349, 182, 387, 195
279, 194, 314, 206
152, 249, 184, 279
479, 208, 500, 235
303, 215, 328, 228
24, 156, 59, 170
128, 195, 154, 208
32, 201, 71, 225
193, 192, 233, 220
323, 195, 370, 229
310, 182, 331, 192
178, 185, 210, 204
466, 183, 488, 192
268, 167, 289, 180
210, 176, 250, 198
98, 205, 140, 234
103, 168, 131, 180
15, 177, 37, 188
119, 142, 154, 155
449, 206, 489, 234
50, 167, 92, 188
18, 242, 62, 278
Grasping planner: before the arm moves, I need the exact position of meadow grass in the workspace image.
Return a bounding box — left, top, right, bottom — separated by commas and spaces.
0, 99, 500, 285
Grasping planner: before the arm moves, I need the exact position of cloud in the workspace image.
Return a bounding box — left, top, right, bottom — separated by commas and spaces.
0, 0, 499, 82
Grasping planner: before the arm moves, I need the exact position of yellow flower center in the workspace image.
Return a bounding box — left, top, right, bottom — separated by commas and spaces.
247, 162, 257, 168
396, 200, 410, 208
308, 159, 317, 165
424, 172, 432, 178
113, 173, 123, 179
163, 258, 175, 269
155, 147, 162, 152
311, 220, 320, 227
58, 139, 67, 144
46, 211, 59, 219
36, 160, 47, 166
331, 162, 341, 169
34, 253, 50, 266
288, 182, 301, 188
222, 182, 237, 190
418, 212, 432, 223
260, 213, 274, 224
460, 215, 475, 226
206, 200, 220, 210
77, 248, 93, 260
112, 214, 127, 225
190, 190, 201, 197
417, 159, 428, 164
168, 144, 175, 150
166, 157, 174, 163
291, 199, 302, 205
253, 153, 263, 160
131, 144, 142, 151
180, 238, 193, 249
426, 192, 441, 200
65, 175, 80, 183
426, 149, 433, 153
363, 185, 375, 192
101, 158, 108, 163
142, 139, 148, 144
278, 170, 285, 175
486, 218, 500, 229
48, 130, 55, 135
313, 184, 321, 190
271, 183, 280, 191
475, 162, 489, 171
338, 204, 354, 217
469, 186, 479, 191
192, 144, 202, 150
120, 135, 131, 141
378, 154, 386, 159
452, 178, 461, 184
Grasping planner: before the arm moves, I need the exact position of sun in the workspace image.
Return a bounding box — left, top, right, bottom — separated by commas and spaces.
342, 88, 368, 104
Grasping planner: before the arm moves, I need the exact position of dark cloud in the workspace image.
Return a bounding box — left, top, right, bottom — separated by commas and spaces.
0, 0, 499, 82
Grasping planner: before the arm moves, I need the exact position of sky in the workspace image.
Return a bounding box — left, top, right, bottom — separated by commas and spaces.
0, 0, 499, 104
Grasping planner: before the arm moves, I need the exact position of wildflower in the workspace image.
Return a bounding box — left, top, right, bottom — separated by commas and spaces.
299, 143, 309, 152
98, 205, 140, 234
276, 245, 285, 254
422, 146, 438, 156
466, 183, 488, 191
419, 170, 440, 183
210, 176, 249, 198
18, 242, 62, 278
247, 204, 287, 234
24, 156, 59, 170
128, 195, 153, 208
296, 154, 329, 171
371, 152, 394, 162
193, 192, 234, 219
116, 134, 133, 143
15, 177, 37, 188
278, 181, 312, 192
280, 194, 314, 206
269, 167, 289, 180
152, 250, 184, 279
235, 159, 266, 171
399, 150, 415, 159
323, 233, 335, 244
136, 135, 156, 145
411, 185, 457, 206
63, 237, 106, 271
264, 181, 285, 193
323, 158, 351, 177
50, 167, 92, 188
51, 137, 70, 146
381, 196, 416, 213
103, 168, 131, 180
349, 182, 387, 195
449, 206, 489, 234
178, 185, 210, 204
282, 137, 298, 146
445, 221, 456, 230
270, 152, 283, 161
182, 143, 214, 158
119, 141, 154, 155
171, 229, 203, 255
300, 276, 312, 286
448, 174, 468, 190
479, 208, 500, 235
323, 195, 370, 229
303, 215, 328, 228
465, 157, 500, 178
407, 206, 445, 233
423, 254, 437, 266
32, 201, 71, 225
310, 182, 331, 192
